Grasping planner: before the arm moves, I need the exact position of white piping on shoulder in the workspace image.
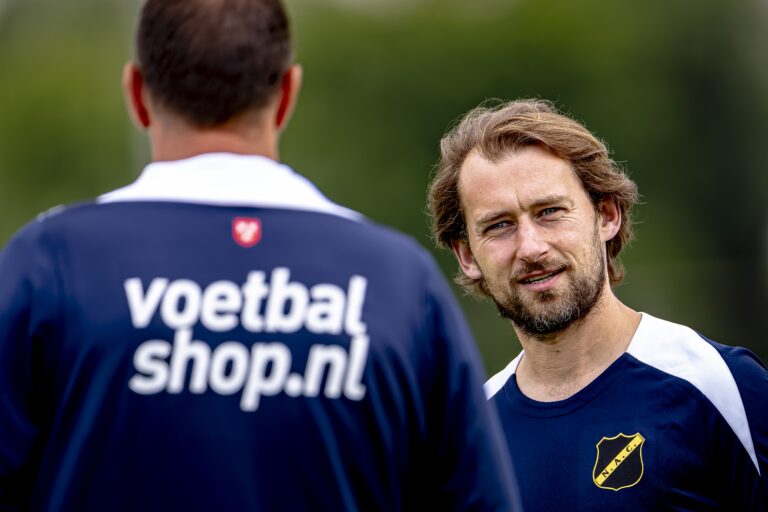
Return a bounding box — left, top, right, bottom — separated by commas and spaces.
98, 153, 362, 221
482, 313, 760, 475
484, 352, 523, 399
627, 313, 759, 475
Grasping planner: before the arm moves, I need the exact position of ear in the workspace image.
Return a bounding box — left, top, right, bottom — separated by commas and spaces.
451, 239, 483, 281
275, 64, 303, 131
597, 197, 621, 242
122, 62, 151, 129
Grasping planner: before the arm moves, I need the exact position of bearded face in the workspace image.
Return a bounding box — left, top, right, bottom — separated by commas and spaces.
480, 220, 606, 340
452, 147, 617, 342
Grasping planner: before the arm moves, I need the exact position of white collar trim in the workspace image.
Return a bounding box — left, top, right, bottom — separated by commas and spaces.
98, 152, 362, 221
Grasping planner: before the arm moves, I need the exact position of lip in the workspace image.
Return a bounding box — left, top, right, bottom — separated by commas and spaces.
518, 268, 565, 292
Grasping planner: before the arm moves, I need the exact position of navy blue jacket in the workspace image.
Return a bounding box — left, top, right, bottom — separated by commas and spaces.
0, 153, 520, 511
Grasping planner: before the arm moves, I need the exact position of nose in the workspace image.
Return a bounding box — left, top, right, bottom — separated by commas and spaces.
515, 218, 548, 263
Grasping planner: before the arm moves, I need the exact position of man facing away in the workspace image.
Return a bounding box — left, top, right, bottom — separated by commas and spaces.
428, 98, 768, 510
0, 1, 522, 510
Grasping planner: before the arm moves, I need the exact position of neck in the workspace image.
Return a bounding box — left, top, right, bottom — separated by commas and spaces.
514, 289, 641, 402
149, 110, 279, 162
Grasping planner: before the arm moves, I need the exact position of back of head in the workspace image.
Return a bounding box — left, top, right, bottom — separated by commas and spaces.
429, 99, 639, 289
136, 0, 292, 127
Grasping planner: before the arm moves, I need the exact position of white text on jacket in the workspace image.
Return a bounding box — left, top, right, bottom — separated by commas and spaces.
125, 268, 369, 411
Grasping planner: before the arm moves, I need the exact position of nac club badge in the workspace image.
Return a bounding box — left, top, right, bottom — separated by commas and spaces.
593, 432, 645, 491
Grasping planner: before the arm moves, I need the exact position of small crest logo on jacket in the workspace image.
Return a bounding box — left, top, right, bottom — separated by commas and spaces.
232, 217, 262, 247
593, 432, 645, 491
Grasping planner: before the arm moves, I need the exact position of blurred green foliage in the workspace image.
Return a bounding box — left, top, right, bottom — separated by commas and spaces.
0, 0, 765, 371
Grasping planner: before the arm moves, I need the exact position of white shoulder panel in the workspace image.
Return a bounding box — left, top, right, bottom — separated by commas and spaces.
627, 313, 759, 474
484, 352, 523, 400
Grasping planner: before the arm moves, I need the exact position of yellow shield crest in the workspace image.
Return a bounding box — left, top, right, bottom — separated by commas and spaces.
592, 432, 645, 491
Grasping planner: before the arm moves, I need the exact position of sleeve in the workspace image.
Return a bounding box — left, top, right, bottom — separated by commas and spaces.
0, 222, 60, 507
721, 347, 768, 508
418, 254, 522, 512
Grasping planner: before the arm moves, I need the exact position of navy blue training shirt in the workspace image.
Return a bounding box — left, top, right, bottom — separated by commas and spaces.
0, 153, 521, 511
486, 313, 768, 511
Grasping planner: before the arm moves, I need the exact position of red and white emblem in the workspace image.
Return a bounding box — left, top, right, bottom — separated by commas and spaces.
232, 217, 262, 248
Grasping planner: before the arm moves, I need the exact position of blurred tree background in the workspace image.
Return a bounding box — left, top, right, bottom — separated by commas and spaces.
1, 0, 766, 373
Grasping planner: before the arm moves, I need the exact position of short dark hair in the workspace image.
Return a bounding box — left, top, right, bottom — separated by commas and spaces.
136, 0, 292, 127
428, 99, 639, 294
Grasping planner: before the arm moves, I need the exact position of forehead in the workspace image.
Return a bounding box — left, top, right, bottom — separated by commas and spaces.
458, 145, 589, 215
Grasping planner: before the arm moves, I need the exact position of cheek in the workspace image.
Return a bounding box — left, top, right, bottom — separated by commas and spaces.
470, 243, 510, 278
578, 225, 607, 265
547, 230, 583, 259
546, 241, 593, 271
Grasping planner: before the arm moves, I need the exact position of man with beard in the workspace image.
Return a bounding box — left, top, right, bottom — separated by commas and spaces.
428, 98, 768, 510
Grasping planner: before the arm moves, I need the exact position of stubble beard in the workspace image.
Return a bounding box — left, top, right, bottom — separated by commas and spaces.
482, 225, 607, 341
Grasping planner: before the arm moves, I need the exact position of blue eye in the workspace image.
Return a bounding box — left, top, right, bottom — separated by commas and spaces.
484, 220, 511, 234
540, 207, 561, 216
492, 221, 509, 229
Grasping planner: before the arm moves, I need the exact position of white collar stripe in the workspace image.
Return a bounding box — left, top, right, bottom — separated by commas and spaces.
627, 313, 759, 475
97, 153, 362, 221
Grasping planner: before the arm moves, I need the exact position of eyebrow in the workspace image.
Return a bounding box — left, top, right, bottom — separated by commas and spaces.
530, 194, 574, 209
472, 194, 575, 232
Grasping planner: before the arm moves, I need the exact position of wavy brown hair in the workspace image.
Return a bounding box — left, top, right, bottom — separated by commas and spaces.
428, 99, 639, 296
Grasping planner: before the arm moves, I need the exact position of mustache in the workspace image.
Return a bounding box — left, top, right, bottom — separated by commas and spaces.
513, 259, 569, 281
